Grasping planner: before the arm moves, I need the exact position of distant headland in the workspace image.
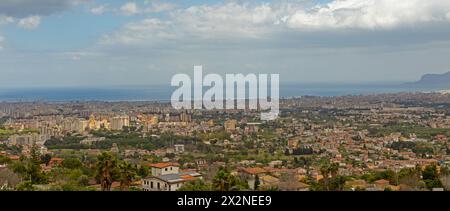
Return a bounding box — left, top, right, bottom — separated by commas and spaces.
410, 71, 450, 86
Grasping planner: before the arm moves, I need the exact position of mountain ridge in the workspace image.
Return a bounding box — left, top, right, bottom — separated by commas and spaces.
410, 71, 450, 85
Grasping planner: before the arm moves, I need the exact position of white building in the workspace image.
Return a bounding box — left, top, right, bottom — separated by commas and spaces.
174, 144, 185, 154
142, 163, 202, 191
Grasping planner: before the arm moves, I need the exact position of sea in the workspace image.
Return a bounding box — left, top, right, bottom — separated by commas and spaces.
0, 83, 448, 102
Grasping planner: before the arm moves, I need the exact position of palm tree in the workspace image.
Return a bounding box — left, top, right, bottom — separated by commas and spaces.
329, 163, 339, 178
213, 168, 234, 191
118, 162, 136, 191
96, 152, 117, 191
320, 165, 330, 191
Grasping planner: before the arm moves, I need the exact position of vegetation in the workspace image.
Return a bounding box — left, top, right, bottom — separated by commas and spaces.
95, 152, 118, 191
212, 167, 249, 191
367, 123, 450, 139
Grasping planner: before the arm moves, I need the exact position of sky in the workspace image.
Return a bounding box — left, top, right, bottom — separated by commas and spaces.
1, 0, 450, 88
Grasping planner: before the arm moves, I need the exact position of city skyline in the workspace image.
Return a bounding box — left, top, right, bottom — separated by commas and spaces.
1, 0, 450, 88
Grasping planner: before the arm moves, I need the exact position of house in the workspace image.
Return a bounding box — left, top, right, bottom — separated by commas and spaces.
259, 175, 279, 190
142, 162, 202, 191
148, 162, 180, 176
174, 144, 185, 153
278, 181, 310, 191
238, 167, 268, 190
373, 179, 390, 191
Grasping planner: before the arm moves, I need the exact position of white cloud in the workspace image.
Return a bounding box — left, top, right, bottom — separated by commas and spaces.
144, 1, 176, 13
98, 0, 450, 51
120, 2, 139, 16
172, 3, 278, 38
18, 15, 41, 29
100, 18, 175, 45
285, 0, 450, 30
90, 5, 107, 15
0, 15, 14, 24
102, 0, 450, 47
102, 2, 279, 45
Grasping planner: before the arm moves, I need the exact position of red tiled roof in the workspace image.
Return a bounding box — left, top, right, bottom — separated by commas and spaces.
180, 175, 195, 181
50, 157, 63, 162
148, 162, 179, 168
374, 179, 390, 185
241, 167, 267, 175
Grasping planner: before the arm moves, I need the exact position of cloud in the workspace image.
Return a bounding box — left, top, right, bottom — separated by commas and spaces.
118, 1, 176, 16
101, 2, 280, 46
17, 15, 41, 29
2, 1, 450, 87
0, 0, 75, 18
120, 2, 139, 16
144, 1, 176, 13
90, 5, 107, 15
171, 3, 278, 38
99, 0, 450, 49
285, 0, 450, 30
0, 15, 14, 24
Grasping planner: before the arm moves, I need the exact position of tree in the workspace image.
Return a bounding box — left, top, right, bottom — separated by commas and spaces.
13, 145, 47, 184
137, 165, 149, 178
16, 181, 35, 191
213, 167, 234, 191
329, 163, 339, 178
0, 155, 11, 165
78, 175, 90, 187
329, 175, 347, 191
422, 165, 443, 190
178, 179, 211, 191
254, 174, 260, 190
398, 168, 423, 190
212, 167, 247, 191
95, 152, 118, 191
62, 158, 82, 170
40, 154, 52, 166
320, 164, 330, 191
118, 162, 136, 191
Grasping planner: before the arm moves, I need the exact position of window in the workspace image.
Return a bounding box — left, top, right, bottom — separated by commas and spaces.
151, 181, 154, 189
170, 167, 172, 170
157, 182, 160, 189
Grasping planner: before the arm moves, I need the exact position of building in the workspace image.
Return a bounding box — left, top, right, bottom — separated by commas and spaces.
179, 112, 192, 123
8, 133, 48, 146
224, 120, 237, 132
142, 162, 202, 191
110, 116, 130, 130
174, 144, 185, 154
149, 162, 180, 176
239, 167, 268, 190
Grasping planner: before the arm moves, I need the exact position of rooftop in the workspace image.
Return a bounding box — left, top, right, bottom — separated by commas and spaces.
148, 171, 201, 183
148, 162, 180, 169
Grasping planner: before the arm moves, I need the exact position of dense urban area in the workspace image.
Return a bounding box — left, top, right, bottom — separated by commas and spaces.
1, 91, 450, 191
